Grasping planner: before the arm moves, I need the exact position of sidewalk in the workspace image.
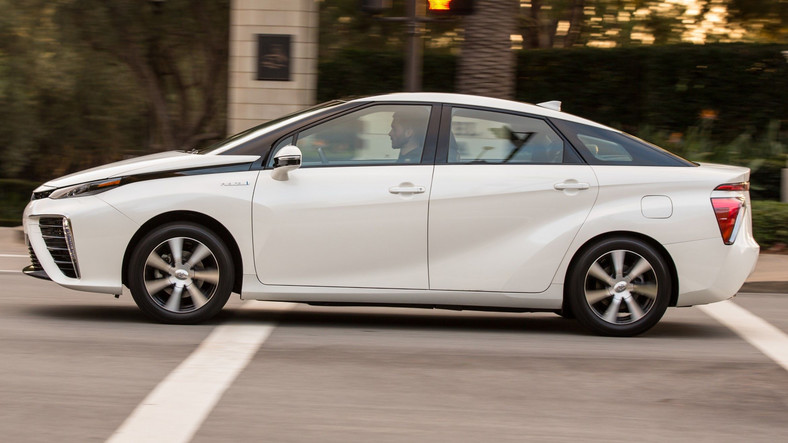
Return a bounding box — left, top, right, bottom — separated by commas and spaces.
2, 226, 786, 293
739, 253, 788, 293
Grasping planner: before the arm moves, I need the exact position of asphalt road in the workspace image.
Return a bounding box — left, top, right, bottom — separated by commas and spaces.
1, 237, 787, 442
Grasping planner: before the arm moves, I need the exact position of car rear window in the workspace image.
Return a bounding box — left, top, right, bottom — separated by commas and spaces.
552, 119, 695, 167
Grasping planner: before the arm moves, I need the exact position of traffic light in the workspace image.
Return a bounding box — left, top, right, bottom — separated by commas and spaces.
427, 0, 475, 15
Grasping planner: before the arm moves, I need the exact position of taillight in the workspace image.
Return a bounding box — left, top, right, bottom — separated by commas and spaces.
714, 182, 749, 192
711, 196, 744, 245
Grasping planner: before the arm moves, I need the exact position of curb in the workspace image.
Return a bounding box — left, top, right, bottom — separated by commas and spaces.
739, 281, 788, 294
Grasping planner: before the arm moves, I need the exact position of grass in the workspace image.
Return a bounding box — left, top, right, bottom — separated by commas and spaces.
751, 200, 788, 250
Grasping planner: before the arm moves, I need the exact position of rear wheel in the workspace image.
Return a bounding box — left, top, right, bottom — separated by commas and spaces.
568, 238, 671, 336
128, 223, 233, 324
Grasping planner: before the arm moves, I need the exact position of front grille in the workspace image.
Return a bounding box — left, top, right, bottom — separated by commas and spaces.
26, 237, 43, 272
38, 217, 79, 278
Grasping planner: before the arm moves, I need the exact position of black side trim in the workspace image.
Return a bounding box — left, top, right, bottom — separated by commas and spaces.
32, 190, 53, 201
305, 302, 553, 314
38, 162, 256, 200
121, 162, 255, 186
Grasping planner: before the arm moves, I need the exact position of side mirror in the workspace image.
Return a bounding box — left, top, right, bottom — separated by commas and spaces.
271, 145, 302, 181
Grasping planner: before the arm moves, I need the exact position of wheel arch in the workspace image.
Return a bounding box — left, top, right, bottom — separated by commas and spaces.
122, 211, 244, 294
562, 231, 680, 311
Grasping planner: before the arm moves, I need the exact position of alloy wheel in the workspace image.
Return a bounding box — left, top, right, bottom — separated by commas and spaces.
143, 236, 220, 313
583, 249, 659, 325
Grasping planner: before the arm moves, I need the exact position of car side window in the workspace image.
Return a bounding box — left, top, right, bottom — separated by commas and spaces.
552, 118, 695, 166
268, 105, 432, 167
448, 108, 564, 164
576, 134, 633, 162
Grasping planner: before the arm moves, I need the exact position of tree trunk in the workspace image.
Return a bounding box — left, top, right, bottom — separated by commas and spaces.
66, 0, 227, 151
564, 0, 585, 48
456, 0, 518, 100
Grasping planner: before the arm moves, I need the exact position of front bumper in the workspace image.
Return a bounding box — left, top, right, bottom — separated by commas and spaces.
23, 264, 50, 280
23, 195, 140, 294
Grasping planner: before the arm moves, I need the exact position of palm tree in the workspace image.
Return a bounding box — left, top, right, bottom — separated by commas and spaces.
456, 0, 518, 99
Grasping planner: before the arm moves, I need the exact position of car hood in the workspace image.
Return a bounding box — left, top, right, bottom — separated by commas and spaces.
38, 151, 261, 190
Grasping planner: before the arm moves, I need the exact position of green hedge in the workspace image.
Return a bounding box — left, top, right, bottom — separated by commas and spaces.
319, 44, 787, 141
319, 50, 457, 100
516, 44, 787, 142
0, 179, 36, 227
751, 200, 788, 249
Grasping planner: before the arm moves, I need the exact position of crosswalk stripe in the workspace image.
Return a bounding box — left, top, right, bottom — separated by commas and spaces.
107, 301, 295, 443
699, 300, 788, 372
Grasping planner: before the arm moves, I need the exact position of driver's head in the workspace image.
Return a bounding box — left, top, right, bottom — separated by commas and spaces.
389, 109, 428, 150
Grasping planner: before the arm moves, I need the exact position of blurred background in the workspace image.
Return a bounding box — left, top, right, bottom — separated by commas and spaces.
0, 0, 786, 245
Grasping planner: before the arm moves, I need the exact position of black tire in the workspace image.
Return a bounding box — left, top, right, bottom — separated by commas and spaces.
567, 238, 671, 337
128, 222, 234, 324
556, 306, 575, 320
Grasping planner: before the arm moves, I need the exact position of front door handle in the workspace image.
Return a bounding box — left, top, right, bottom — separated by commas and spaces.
554, 182, 590, 191
389, 186, 426, 194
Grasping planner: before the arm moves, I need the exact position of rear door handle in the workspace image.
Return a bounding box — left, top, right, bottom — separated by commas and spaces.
389, 186, 426, 194
554, 182, 590, 191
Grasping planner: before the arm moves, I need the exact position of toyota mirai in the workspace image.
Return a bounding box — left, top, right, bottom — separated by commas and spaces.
22, 93, 759, 336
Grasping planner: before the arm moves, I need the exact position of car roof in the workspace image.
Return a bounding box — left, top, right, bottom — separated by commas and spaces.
351, 92, 617, 132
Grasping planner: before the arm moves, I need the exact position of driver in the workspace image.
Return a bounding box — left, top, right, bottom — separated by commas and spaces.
389, 109, 428, 163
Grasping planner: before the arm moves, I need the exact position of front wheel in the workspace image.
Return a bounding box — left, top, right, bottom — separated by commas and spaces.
568, 238, 671, 336
128, 223, 234, 324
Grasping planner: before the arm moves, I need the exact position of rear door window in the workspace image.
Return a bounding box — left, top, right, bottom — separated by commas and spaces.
447, 108, 566, 164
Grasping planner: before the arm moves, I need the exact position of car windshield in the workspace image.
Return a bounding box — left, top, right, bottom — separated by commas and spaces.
199, 100, 345, 155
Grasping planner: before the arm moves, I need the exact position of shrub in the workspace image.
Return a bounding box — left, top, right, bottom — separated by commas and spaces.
319, 44, 787, 143
0, 179, 37, 226
751, 200, 788, 250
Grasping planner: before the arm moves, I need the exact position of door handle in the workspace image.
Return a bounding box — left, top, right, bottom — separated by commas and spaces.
389, 186, 426, 194
554, 182, 590, 191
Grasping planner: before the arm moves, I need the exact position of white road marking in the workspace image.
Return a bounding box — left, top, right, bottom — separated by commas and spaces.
699, 300, 788, 372
107, 301, 295, 443
0, 270, 22, 273
0, 254, 27, 258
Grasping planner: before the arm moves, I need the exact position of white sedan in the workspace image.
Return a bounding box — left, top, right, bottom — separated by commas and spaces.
23, 93, 759, 336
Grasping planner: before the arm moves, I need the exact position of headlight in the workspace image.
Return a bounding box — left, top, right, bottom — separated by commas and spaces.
49, 178, 122, 199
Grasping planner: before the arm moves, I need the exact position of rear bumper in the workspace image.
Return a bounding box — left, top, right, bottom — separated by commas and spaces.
668, 233, 759, 307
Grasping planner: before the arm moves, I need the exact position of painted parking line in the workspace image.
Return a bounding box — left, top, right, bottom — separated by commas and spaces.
699, 300, 788, 372
107, 301, 295, 443
0, 270, 22, 273
0, 254, 27, 258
